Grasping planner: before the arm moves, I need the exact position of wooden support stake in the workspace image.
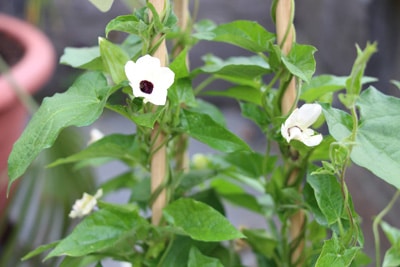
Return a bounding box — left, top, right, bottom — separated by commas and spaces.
149, 0, 168, 226
275, 0, 305, 265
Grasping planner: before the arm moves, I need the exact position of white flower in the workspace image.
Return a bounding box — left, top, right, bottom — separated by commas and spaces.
281, 103, 323, 147
125, 55, 175, 106
69, 189, 103, 218
119, 262, 132, 267
88, 128, 104, 145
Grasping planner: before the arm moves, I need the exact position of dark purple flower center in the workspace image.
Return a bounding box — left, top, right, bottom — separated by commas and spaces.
139, 80, 154, 94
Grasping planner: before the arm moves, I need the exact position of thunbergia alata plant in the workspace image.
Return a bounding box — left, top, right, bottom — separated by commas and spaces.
7, 0, 400, 266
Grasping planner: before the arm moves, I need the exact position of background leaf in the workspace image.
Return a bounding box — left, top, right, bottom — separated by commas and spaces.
99, 37, 129, 84
180, 109, 250, 153
205, 86, 262, 105
46, 207, 149, 259
88, 0, 114, 12
321, 103, 352, 141
351, 87, 400, 189
203, 20, 275, 53
307, 172, 343, 225
8, 72, 111, 184
315, 237, 359, 267
106, 15, 147, 37
48, 134, 143, 167
196, 55, 270, 86
60, 47, 103, 70
163, 198, 244, 241
301, 75, 376, 102
188, 247, 223, 267
282, 43, 316, 83
345, 42, 377, 96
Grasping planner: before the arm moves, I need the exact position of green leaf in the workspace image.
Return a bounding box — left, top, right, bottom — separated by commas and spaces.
88, 0, 114, 12
383, 246, 400, 267
163, 198, 244, 241
59, 255, 103, 267
281, 43, 317, 83
192, 19, 217, 40
219, 151, 270, 178
242, 229, 277, 257
191, 189, 225, 216
307, 172, 343, 225
46, 207, 149, 259
60, 46, 103, 70
168, 78, 196, 107
175, 170, 217, 196
205, 86, 262, 105
189, 99, 226, 126
99, 171, 137, 194
315, 237, 360, 267
321, 103, 352, 141
169, 48, 189, 79
48, 134, 143, 167
8, 72, 111, 184
211, 179, 263, 213
99, 37, 130, 84
131, 105, 165, 128
105, 15, 147, 37
188, 247, 223, 267
301, 75, 347, 102
346, 42, 377, 96
351, 87, 400, 189
391, 80, 400, 90
381, 221, 400, 246
301, 75, 376, 102
196, 54, 270, 86
303, 183, 328, 226
180, 109, 250, 153
160, 236, 192, 267
240, 102, 270, 129
206, 20, 275, 53
22, 241, 60, 261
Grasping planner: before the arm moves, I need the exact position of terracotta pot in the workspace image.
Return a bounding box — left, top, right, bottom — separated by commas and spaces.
0, 13, 56, 215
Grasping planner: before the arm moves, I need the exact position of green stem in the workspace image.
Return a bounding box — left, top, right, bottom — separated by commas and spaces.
193, 76, 216, 95
262, 68, 282, 114
157, 234, 175, 267
373, 190, 400, 267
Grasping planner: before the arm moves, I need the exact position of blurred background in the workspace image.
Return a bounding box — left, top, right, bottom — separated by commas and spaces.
1, 0, 400, 266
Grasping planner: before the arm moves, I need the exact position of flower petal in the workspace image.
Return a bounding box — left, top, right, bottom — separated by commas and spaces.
136, 54, 161, 68
287, 126, 303, 142
124, 55, 175, 106
146, 89, 168, 106
295, 103, 322, 129
301, 133, 323, 147
281, 123, 290, 142
283, 108, 300, 129
152, 67, 175, 90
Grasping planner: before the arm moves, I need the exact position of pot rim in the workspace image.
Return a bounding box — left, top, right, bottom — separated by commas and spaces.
0, 13, 56, 112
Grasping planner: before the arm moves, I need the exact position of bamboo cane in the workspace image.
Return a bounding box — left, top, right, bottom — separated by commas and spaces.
149, 0, 168, 225
275, 0, 305, 265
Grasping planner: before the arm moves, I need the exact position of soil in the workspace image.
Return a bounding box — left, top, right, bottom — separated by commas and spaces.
0, 31, 25, 68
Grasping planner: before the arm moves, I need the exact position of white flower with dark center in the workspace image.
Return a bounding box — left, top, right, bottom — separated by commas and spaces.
281, 103, 323, 147
69, 189, 103, 218
125, 55, 175, 106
